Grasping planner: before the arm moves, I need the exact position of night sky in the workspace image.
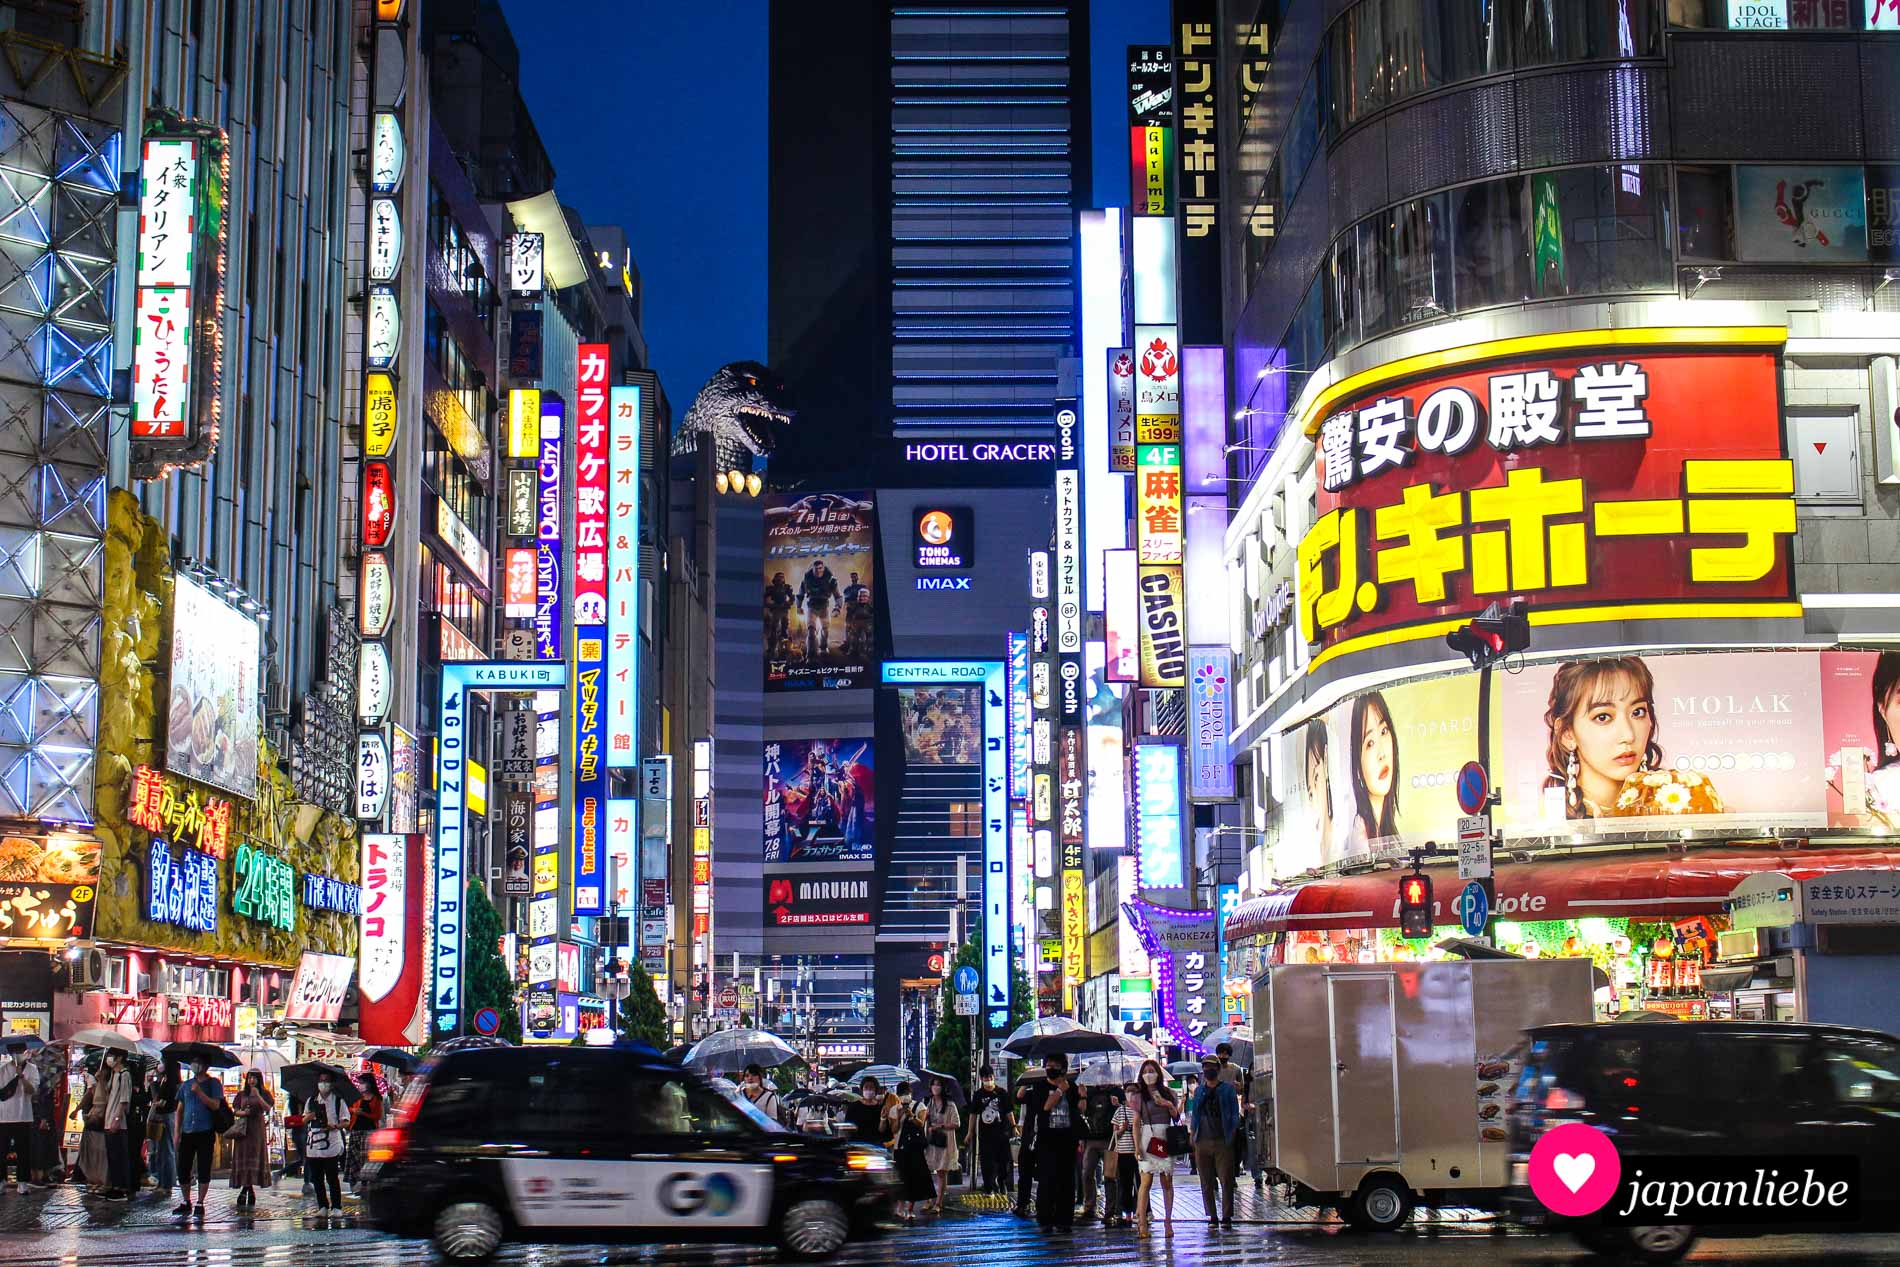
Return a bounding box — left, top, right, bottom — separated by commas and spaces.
500, 0, 1165, 420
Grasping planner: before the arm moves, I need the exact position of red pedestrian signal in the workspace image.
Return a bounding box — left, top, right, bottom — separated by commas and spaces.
1445, 599, 1530, 668
1399, 872, 1433, 939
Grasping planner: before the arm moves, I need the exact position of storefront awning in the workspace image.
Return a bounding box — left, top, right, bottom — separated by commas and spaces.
1225, 848, 1900, 941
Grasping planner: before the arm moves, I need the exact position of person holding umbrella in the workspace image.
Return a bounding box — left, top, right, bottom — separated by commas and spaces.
346, 1072, 383, 1189
95, 1049, 133, 1200
0, 1040, 38, 1193
303, 1070, 349, 1212
922, 1075, 960, 1215
1028, 1053, 1082, 1234
174, 1057, 227, 1219
228, 1069, 274, 1207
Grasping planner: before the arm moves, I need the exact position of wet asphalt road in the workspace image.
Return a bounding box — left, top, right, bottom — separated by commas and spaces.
1, 1206, 1896, 1267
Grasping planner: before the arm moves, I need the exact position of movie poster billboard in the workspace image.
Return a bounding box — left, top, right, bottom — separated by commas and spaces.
763, 738, 874, 864
1736, 165, 1868, 263
167, 572, 261, 798
764, 492, 876, 691
1274, 650, 1832, 880
898, 687, 980, 765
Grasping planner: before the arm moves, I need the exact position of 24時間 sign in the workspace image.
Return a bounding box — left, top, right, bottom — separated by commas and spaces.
1299, 335, 1796, 671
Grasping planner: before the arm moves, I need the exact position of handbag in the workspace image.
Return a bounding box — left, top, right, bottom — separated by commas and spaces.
928, 1129, 948, 1150
1164, 1123, 1192, 1157
1145, 1134, 1170, 1159
223, 1114, 250, 1142
210, 1101, 235, 1135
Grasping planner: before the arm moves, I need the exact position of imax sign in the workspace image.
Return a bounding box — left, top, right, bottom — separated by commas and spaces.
917, 576, 971, 591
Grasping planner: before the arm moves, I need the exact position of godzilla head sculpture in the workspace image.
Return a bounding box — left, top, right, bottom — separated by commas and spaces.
670, 361, 794, 496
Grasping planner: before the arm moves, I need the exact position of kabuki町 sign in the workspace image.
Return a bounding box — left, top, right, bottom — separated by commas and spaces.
1299, 334, 1797, 671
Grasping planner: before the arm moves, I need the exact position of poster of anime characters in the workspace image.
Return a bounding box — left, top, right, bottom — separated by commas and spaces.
763, 492, 876, 691
762, 738, 875, 864
897, 687, 981, 765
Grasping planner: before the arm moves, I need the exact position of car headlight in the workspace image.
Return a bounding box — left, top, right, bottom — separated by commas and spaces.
846, 1148, 893, 1173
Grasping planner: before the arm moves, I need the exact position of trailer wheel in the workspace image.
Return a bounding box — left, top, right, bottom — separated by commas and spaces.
1613, 1225, 1695, 1263
1345, 1176, 1413, 1232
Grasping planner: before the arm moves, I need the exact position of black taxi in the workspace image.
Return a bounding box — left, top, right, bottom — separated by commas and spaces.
360, 1042, 896, 1260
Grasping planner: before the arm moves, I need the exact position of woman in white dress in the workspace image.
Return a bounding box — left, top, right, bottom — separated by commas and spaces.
1130, 1058, 1179, 1235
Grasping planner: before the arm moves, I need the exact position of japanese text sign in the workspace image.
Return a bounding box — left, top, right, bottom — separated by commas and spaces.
128, 765, 232, 858
1137, 444, 1183, 564
607, 384, 641, 769
1300, 339, 1796, 667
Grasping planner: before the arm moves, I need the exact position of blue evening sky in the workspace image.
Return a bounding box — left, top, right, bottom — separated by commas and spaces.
501, 0, 1165, 415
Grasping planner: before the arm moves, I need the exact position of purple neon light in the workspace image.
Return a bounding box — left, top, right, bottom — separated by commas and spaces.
1122, 898, 1216, 1057
1181, 345, 1226, 495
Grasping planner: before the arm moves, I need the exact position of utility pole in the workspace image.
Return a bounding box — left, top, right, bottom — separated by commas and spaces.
1445, 600, 1532, 943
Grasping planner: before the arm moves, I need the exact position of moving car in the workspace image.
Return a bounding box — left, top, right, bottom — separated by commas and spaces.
359, 1043, 896, 1260
1507, 1020, 1900, 1262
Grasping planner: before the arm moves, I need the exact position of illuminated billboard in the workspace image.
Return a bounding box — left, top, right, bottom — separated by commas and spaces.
1299, 333, 1796, 678
763, 738, 874, 865
882, 660, 1007, 1029
1134, 740, 1185, 889
131, 126, 230, 479
572, 345, 610, 916
1137, 443, 1182, 564
1187, 648, 1234, 801
534, 400, 564, 662
1138, 564, 1186, 688
1104, 548, 1140, 683
765, 492, 876, 691
1086, 641, 1127, 852
1133, 327, 1181, 444
606, 384, 640, 768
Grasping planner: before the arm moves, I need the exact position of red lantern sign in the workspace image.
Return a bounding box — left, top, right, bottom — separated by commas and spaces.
362, 461, 396, 548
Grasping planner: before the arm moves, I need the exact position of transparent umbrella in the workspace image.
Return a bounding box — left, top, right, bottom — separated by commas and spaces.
1202, 1024, 1254, 1068
1077, 1056, 1146, 1087
852, 1063, 916, 1090
1000, 1015, 1082, 1050
66, 1028, 141, 1056
683, 1027, 801, 1073
230, 1045, 290, 1075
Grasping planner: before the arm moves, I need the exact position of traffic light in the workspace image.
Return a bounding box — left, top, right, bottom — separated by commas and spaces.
1398, 871, 1434, 939
1446, 599, 1531, 669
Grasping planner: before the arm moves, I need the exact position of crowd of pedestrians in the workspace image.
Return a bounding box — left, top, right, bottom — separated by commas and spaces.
794, 1040, 1267, 1237
0, 1039, 397, 1219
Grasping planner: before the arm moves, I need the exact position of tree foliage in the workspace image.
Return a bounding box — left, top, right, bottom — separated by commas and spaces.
618, 963, 670, 1048
463, 879, 521, 1044
925, 940, 1036, 1086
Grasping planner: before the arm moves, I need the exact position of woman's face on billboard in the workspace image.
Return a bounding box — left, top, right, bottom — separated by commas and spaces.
1306, 745, 1329, 805
1358, 705, 1394, 799
1562, 669, 1652, 795
1880, 682, 1900, 755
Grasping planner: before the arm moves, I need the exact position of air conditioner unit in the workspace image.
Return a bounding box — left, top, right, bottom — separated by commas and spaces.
69, 948, 108, 991
135, 973, 153, 995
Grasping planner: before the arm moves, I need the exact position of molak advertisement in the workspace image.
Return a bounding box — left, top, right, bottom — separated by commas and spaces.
1298, 338, 1794, 675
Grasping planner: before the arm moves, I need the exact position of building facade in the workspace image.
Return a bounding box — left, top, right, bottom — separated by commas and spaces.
1216, 2, 1900, 1028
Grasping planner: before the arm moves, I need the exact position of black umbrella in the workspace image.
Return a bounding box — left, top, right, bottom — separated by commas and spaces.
280, 1061, 352, 1103
163, 1041, 240, 1068
364, 1048, 417, 1072
916, 1069, 967, 1108
1002, 1028, 1126, 1062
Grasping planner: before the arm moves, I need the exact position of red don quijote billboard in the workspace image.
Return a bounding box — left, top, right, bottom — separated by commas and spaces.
1298, 335, 1795, 667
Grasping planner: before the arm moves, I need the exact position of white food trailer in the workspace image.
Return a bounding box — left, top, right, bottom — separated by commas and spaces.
1256, 958, 1594, 1231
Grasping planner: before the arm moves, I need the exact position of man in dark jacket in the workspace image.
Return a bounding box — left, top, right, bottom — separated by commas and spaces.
1028, 1054, 1082, 1233
1188, 1056, 1241, 1227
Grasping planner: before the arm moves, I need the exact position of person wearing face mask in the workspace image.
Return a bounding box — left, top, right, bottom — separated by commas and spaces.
966, 1064, 1013, 1195
0, 1041, 39, 1194
881, 1082, 914, 1147
303, 1074, 348, 1212
922, 1078, 960, 1215
1189, 1057, 1240, 1228
841, 1076, 887, 1142
99, 1051, 133, 1201
75, 1062, 108, 1194
1130, 1058, 1179, 1235
1030, 1054, 1082, 1234
146, 1062, 179, 1202
739, 1064, 780, 1124
174, 1060, 224, 1219
229, 1070, 275, 1207
1104, 1082, 1141, 1228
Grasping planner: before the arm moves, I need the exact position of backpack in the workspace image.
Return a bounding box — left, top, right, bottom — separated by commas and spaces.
1082, 1087, 1116, 1140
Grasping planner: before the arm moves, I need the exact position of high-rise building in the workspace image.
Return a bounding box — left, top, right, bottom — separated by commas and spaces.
751, 1, 1091, 1060
1215, 3, 1900, 1033
769, 0, 1092, 487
